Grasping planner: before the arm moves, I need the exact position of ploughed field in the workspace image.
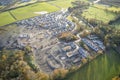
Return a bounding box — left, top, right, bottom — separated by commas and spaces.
63, 50, 120, 80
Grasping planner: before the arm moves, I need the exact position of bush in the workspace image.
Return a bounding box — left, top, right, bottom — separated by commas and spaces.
58, 32, 78, 42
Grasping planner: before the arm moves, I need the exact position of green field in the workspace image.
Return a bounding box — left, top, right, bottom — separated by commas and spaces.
82, 6, 118, 24
11, 2, 59, 20
48, 0, 75, 8
63, 50, 120, 80
0, 12, 16, 26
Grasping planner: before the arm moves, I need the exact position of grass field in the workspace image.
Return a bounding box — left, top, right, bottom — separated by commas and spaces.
11, 2, 59, 20
64, 50, 120, 80
82, 6, 118, 24
48, 0, 75, 8
0, 12, 16, 26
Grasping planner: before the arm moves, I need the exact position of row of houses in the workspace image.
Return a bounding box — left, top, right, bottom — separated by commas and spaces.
87, 35, 105, 50
82, 38, 100, 52
78, 47, 89, 58
81, 35, 105, 53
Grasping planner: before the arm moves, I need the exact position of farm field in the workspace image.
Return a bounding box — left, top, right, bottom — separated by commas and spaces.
63, 50, 120, 80
82, 6, 119, 24
48, 0, 75, 8
11, 2, 59, 20
0, 12, 16, 26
